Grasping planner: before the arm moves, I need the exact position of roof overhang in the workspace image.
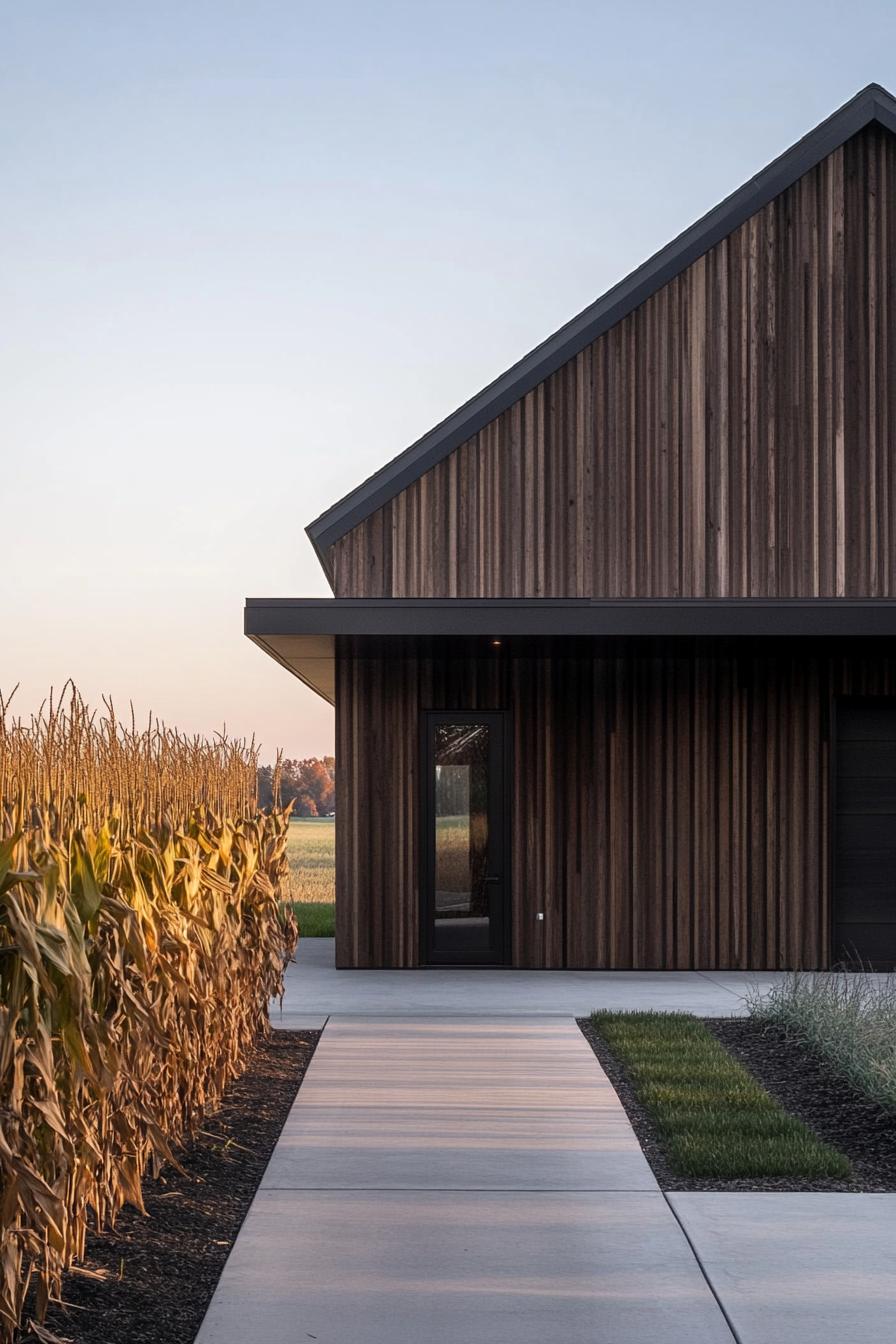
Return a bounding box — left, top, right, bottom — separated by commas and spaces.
245, 598, 896, 704
305, 83, 896, 584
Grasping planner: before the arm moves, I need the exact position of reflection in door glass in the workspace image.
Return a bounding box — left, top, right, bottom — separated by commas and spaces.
433, 723, 490, 953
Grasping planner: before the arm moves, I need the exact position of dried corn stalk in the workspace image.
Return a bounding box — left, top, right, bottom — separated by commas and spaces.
0, 687, 297, 1340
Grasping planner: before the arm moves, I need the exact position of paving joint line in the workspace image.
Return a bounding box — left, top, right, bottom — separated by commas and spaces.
694, 970, 743, 998
662, 1191, 741, 1344
279, 1012, 590, 1019
258, 1185, 663, 1193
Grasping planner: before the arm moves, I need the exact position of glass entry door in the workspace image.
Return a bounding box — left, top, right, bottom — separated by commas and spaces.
421, 711, 509, 965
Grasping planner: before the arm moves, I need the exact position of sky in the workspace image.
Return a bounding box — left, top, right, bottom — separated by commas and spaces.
4, 1, 896, 761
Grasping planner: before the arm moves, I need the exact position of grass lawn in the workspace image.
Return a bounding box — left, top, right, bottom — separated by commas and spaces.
593, 1011, 851, 1181
288, 901, 335, 937
286, 818, 335, 935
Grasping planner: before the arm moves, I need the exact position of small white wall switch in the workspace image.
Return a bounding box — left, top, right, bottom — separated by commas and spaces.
536, 912, 544, 921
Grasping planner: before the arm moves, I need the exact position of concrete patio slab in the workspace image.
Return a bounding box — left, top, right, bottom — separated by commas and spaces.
272, 938, 783, 1021
669, 1192, 896, 1344
196, 1189, 734, 1344
262, 1017, 655, 1191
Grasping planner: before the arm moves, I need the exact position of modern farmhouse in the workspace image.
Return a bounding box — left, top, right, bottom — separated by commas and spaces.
248, 84, 896, 971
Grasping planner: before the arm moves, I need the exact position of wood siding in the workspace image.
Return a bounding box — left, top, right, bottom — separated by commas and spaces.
335, 645, 896, 969
331, 127, 896, 601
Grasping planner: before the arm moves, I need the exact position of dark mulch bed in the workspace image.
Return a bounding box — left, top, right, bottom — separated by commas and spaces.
29, 1029, 319, 1344
577, 1015, 896, 1192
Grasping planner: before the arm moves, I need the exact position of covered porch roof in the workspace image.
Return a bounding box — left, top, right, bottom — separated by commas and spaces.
245, 598, 896, 705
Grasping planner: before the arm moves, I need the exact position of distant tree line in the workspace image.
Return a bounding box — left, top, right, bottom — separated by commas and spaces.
257, 756, 335, 816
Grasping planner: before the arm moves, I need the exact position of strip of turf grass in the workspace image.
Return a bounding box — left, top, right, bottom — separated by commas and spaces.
287, 901, 335, 937
593, 1011, 851, 1180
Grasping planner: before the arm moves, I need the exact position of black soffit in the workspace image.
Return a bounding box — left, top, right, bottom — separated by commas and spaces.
305, 83, 896, 581
245, 597, 896, 640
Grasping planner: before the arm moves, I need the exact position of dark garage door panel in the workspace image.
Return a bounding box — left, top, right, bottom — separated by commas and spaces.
833, 923, 896, 965
834, 701, 896, 969
836, 702, 896, 740
837, 741, 896, 777
835, 887, 896, 923
836, 775, 896, 812
837, 850, 896, 885
836, 816, 896, 849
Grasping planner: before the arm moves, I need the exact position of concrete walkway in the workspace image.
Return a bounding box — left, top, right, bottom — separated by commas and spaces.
669, 1192, 896, 1344
197, 944, 896, 1342
273, 937, 786, 1026
197, 1017, 733, 1343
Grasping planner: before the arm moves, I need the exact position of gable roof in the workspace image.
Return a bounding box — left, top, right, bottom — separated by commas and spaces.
307, 82, 896, 583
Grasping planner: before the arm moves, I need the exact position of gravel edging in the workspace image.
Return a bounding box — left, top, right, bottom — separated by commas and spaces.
577, 1015, 896, 1192
31, 1028, 320, 1344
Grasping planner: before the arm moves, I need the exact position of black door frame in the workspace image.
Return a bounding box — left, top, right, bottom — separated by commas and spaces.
419, 709, 511, 966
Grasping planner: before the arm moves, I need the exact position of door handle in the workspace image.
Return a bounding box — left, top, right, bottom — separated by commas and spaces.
483, 875, 501, 884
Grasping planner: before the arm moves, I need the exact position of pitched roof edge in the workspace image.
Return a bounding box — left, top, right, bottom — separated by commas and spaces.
307, 82, 896, 581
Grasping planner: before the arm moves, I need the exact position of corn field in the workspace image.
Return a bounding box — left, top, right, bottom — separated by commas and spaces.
0, 686, 297, 1341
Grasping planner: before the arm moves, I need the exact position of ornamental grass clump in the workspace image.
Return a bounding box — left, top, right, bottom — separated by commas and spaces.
750, 969, 896, 1109
0, 686, 297, 1342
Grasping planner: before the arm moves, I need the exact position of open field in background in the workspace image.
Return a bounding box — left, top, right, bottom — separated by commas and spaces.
286, 817, 335, 902
286, 819, 335, 943
284, 815, 479, 937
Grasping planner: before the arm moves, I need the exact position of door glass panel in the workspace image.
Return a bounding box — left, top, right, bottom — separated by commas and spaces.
433, 723, 490, 955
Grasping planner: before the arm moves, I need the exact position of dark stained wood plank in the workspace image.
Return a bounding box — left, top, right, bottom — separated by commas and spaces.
334, 644, 896, 970
331, 127, 896, 604
328, 125, 896, 973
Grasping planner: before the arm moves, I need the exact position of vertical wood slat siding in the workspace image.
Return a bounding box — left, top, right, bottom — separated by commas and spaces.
336, 647, 896, 970
330, 128, 896, 601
